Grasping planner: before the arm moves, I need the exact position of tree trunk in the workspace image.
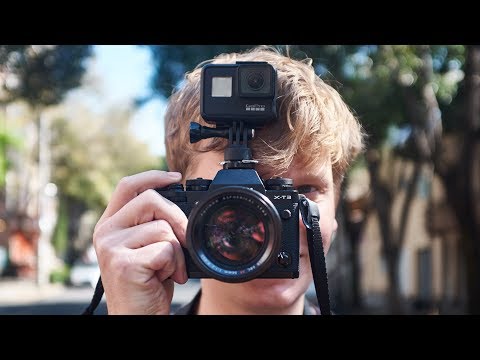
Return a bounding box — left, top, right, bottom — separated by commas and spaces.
396, 45, 443, 312
64, 195, 88, 266
463, 45, 480, 314
367, 150, 404, 313
439, 45, 480, 314
343, 197, 365, 310
384, 245, 403, 313
349, 221, 363, 309
397, 161, 422, 247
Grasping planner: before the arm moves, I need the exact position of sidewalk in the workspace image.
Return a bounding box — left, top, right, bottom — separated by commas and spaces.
0, 277, 201, 308
0, 278, 66, 306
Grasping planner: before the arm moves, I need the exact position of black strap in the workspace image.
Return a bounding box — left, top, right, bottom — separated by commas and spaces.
299, 195, 331, 315
82, 276, 104, 315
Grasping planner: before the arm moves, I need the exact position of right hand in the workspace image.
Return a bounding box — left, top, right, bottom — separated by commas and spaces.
93, 170, 188, 315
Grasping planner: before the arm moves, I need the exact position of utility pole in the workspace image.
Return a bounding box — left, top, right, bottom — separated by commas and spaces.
36, 111, 57, 286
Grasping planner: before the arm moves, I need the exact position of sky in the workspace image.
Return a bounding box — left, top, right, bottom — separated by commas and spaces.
78, 45, 167, 156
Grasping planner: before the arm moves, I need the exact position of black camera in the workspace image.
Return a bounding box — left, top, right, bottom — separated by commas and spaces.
156, 61, 300, 283
200, 61, 277, 126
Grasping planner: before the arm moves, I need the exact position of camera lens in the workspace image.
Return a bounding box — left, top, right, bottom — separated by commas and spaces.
247, 72, 264, 91
186, 186, 282, 282
204, 205, 265, 265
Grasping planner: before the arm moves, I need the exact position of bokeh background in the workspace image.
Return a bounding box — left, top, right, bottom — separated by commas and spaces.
0, 45, 478, 315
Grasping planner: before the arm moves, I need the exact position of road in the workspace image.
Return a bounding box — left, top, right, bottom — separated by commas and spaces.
0, 278, 322, 315
0, 279, 201, 315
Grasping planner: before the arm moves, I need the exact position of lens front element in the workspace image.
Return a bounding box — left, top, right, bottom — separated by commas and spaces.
247, 72, 264, 91
205, 205, 265, 265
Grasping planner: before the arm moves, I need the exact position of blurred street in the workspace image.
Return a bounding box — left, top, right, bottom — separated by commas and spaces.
0, 278, 201, 315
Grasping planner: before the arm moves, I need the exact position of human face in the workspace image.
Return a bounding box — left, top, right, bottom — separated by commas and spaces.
186, 151, 338, 313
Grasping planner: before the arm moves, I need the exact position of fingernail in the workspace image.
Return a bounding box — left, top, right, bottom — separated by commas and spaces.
168, 172, 182, 179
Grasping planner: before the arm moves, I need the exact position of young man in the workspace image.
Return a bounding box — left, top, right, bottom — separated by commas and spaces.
93, 46, 365, 315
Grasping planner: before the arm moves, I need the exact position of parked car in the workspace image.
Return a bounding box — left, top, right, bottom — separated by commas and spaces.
69, 259, 100, 288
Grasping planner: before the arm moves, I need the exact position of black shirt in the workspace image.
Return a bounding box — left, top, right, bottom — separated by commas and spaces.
173, 289, 321, 315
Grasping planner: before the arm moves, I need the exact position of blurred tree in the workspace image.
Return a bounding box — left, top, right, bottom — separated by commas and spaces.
296, 45, 466, 313
1, 45, 92, 108
0, 45, 93, 214
50, 105, 162, 264
0, 115, 20, 256
1, 46, 29, 203
145, 46, 255, 100
339, 45, 466, 313
375, 45, 480, 314
433, 45, 480, 314
51, 196, 68, 261
357, 45, 458, 312
1, 46, 93, 283
1, 46, 29, 102
0, 125, 20, 188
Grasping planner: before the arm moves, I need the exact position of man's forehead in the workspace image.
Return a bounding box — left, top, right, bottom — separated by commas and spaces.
259, 159, 333, 183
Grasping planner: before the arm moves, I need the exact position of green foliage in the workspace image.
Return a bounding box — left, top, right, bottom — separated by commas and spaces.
49, 264, 70, 284
0, 124, 22, 187
0, 45, 93, 107
50, 106, 161, 212
0, 46, 30, 105
157, 155, 168, 171
52, 197, 69, 258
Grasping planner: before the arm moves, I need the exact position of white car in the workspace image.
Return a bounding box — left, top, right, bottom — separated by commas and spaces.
69, 259, 100, 288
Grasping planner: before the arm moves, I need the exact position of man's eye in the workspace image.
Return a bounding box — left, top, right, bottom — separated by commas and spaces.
296, 185, 317, 194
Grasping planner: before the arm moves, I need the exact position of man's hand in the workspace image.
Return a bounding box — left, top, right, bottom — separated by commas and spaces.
93, 170, 188, 315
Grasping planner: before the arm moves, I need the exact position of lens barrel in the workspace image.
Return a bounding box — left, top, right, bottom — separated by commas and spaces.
186, 186, 282, 282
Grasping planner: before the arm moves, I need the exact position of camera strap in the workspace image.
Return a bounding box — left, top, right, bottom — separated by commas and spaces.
82, 276, 104, 315
299, 195, 331, 315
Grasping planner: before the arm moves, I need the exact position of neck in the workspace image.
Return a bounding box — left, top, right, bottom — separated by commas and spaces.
196, 280, 306, 315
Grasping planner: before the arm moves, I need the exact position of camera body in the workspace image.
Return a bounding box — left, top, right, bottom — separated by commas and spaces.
156, 61, 300, 283
156, 174, 300, 282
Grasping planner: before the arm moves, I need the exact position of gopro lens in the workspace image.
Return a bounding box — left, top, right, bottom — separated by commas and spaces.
238, 64, 273, 97
247, 72, 264, 91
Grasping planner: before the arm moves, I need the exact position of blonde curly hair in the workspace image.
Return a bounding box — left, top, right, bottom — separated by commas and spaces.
164, 46, 365, 189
